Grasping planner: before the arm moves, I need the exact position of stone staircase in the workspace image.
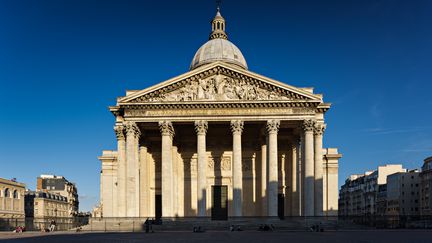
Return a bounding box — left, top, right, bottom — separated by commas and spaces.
78, 217, 369, 232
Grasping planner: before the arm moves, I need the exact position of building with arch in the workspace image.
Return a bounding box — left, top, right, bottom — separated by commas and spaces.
0, 178, 25, 219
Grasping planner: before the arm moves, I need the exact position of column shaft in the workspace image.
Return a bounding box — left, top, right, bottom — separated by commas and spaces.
114, 125, 126, 217
267, 120, 280, 217
125, 122, 140, 217
195, 121, 208, 217
291, 143, 300, 216
303, 120, 315, 216
314, 124, 325, 216
231, 120, 244, 217
139, 145, 148, 217
159, 121, 174, 217
260, 142, 267, 216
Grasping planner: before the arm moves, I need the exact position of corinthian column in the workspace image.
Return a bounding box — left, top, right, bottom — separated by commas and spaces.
314, 123, 326, 216
302, 119, 315, 216
125, 121, 141, 217
159, 121, 174, 217
266, 120, 280, 217
195, 120, 208, 217
114, 125, 126, 217
230, 120, 244, 217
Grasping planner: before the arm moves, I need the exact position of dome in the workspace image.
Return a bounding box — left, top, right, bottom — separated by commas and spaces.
189, 8, 248, 70
190, 38, 248, 70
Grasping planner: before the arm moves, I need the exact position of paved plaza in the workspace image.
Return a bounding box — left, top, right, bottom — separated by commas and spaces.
1, 230, 432, 243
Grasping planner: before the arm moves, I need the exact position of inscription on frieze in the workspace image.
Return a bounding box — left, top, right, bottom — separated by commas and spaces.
124, 107, 315, 117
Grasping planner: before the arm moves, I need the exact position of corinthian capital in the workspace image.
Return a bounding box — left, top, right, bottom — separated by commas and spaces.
194, 120, 208, 135
266, 120, 280, 134
125, 121, 141, 138
302, 119, 315, 132
314, 123, 326, 136
114, 125, 126, 140
230, 120, 244, 135
159, 121, 175, 137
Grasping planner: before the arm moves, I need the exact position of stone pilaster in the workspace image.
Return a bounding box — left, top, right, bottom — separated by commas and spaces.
159, 121, 175, 217
125, 121, 141, 217
302, 119, 315, 216
195, 120, 208, 217
230, 120, 244, 217
314, 123, 326, 216
114, 125, 126, 217
266, 119, 280, 217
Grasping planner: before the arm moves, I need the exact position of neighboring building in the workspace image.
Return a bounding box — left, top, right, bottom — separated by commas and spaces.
37, 174, 79, 216
92, 204, 102, 218
25, 191, 70, 218
376, 184, 387, 216
0, 178, 25, 219
387, 170, 420, 216
420, 156, 432, 215
339, 165, 406, 216
98, 7, 342, 219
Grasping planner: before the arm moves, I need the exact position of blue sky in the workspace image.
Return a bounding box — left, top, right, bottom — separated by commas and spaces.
1, 0, 431, 212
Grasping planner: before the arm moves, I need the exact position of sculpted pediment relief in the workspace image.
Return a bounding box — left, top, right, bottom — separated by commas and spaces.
143, 74, 292, 102
120, 63, 321, 104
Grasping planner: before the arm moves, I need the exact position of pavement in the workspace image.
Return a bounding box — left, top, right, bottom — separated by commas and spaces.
2, 230, 432, 243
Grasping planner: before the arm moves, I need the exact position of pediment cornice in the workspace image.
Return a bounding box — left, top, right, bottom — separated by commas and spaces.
118, 62, 323, 105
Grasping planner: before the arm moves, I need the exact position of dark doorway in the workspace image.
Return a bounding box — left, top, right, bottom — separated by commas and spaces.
211, 185, 228, 220
155, 195, 162, 220
278, 193, 285, 219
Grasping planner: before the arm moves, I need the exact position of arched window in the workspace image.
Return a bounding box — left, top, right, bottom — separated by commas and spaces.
13, 190, 18, 199
222, 23, 224, 30
4, 188, 10, 198
217, 22, 220, 29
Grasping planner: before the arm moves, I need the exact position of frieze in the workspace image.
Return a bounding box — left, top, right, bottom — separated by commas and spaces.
124, 107, 316, 117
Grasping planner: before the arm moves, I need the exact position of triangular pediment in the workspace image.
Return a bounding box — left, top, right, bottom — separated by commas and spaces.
119, 62, 322, 104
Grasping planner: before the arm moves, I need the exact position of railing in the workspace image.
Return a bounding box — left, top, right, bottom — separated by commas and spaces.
2, 215, 432, 232
0, 217, 89, 232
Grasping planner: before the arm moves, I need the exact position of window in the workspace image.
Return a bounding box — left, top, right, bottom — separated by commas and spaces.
13, 190, 18, 199
4, 188, 10, 197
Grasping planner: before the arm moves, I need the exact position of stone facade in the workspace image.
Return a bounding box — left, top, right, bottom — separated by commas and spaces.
339, 165, 406, 216
420, 156, 432, 215
99, 8, 341, 218
36, 174, 79, 216
387, 170, 420, 216
25, 191, 70, 218
0, 178, 25, 219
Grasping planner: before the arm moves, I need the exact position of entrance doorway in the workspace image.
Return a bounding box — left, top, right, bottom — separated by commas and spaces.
155, 195, 162, 219
211, 185, 228, 220
278, 193, 285, 219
